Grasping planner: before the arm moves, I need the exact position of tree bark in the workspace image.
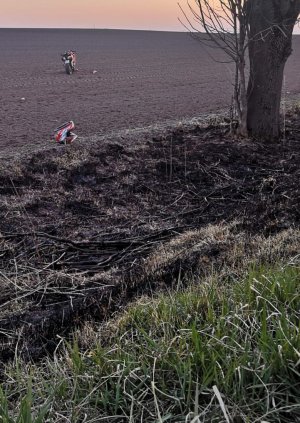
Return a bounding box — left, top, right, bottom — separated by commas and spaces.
247, 0, 300, 140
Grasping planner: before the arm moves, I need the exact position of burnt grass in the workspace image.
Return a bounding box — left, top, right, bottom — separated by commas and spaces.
0, 110, 300, 366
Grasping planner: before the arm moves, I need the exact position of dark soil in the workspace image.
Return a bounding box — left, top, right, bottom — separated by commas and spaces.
1, 29, 300, 159
0, 108, 300, 367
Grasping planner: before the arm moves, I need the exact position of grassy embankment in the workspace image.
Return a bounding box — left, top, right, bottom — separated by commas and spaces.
0, 259, 299, 422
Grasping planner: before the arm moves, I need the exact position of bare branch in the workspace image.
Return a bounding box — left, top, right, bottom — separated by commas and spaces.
179, 0, 249, 135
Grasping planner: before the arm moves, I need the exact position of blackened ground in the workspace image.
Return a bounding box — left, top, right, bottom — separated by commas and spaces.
0, 108, 299, 365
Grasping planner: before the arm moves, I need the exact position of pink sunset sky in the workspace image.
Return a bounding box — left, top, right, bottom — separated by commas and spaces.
1, 0, 299, 33
0, 0, 183, 31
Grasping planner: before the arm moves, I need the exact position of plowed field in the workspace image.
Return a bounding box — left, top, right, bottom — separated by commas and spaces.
1, 29, 300, 158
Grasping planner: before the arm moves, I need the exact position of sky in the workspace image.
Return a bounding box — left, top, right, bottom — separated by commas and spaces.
0, 0, 184, 31
0, 0, 299, 33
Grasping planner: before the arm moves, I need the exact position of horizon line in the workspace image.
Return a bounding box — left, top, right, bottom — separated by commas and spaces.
1, 26, 299, 35
0, 26, 185, 32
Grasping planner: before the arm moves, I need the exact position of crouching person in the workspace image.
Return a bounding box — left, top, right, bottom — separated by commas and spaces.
54, 121, 78, 145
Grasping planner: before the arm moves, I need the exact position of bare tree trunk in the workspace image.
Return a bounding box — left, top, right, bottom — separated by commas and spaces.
247, 0, 300, 140
238, 60, 248, 136
247, 48, 286, 139
237, 1, 248, 137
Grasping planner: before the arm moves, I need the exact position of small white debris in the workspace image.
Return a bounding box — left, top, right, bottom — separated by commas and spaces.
21, 97, 26, 101
92, 70, 97, 74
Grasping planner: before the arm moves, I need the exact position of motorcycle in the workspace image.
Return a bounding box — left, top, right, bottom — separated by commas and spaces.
54, 121, 77, 144
61, 50, 76, 75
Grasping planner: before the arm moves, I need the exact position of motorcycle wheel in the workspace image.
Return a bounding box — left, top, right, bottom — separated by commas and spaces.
65, 63, 73, 75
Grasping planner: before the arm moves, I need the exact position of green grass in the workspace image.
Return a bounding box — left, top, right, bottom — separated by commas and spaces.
1, 264, 299, 422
